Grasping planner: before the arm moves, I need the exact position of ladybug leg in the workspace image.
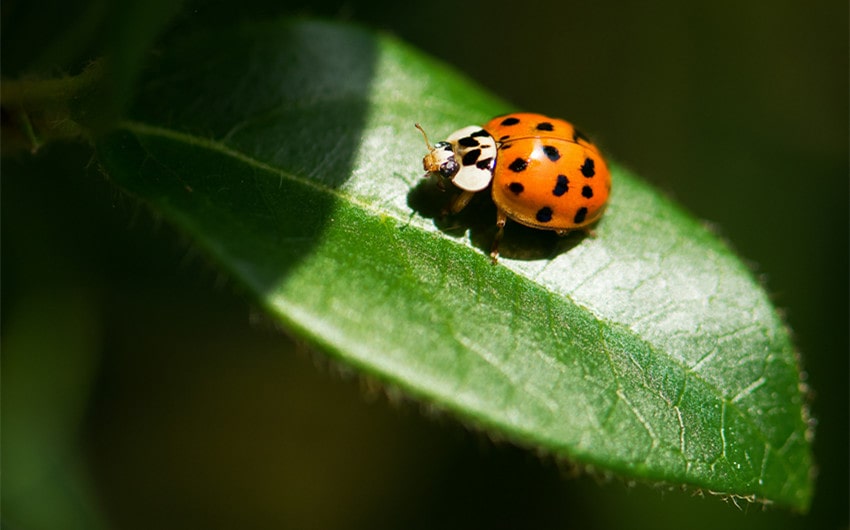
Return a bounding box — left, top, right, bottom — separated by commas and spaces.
583, 227, 598, 238
490, 209, 508, 263
443, 190, 475, 216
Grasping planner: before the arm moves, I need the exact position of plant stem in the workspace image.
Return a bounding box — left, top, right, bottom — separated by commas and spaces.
1, 59, 104, 153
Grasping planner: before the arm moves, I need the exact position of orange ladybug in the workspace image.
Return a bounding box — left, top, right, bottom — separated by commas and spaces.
417, 112, 611, 260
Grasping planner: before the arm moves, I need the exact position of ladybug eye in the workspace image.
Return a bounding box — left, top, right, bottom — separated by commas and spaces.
439, 158, 459, 178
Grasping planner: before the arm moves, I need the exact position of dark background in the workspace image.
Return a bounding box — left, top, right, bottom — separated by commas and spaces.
3, 1, 847, 529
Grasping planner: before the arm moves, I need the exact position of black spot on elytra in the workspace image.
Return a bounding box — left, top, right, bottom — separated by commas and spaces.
462, 149, 481, 166
580, 157, 595, 177
499, 135, 511, 142
508, 182, 524, 195
582, 185, 594, 198
501, 117, 520, 126
471, 129, 490, 138
574, 207, 588, 224
476, 157, 493, 170
499, 143, 513, 151
543, 145, 561, 162
536, 206, 553, 223
508, 158, 528, 172
458, 136, 479, 147
536, 122, 554, 131
553, 175, 569, 196
573, 129, 589, 143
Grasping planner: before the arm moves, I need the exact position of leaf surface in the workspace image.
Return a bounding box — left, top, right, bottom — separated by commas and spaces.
95, 19, 813, 510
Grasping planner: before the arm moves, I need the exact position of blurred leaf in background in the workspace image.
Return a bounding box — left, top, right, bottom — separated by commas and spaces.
2, 0, 847, 529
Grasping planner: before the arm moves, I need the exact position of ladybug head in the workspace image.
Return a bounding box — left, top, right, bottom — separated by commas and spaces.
416, 123, 460, 182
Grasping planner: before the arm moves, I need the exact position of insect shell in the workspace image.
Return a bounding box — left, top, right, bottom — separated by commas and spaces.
417, 112, 611, 261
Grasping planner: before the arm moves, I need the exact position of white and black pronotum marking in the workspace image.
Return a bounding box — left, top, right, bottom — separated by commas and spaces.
420, 125, 497, 192
443, 126, 497, 192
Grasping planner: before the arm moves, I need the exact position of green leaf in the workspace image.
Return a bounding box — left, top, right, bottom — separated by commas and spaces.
94, 19, 813, 510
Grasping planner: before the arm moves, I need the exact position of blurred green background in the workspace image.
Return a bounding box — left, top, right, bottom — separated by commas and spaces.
2, 1, 847, 529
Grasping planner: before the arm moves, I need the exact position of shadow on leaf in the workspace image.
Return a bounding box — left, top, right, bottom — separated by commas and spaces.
407, 176, 588, 261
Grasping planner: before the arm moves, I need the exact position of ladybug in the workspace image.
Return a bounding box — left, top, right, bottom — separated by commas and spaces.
417, 112, 611, 260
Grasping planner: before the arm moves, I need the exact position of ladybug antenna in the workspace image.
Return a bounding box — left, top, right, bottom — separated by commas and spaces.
414, 123, 434, 150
